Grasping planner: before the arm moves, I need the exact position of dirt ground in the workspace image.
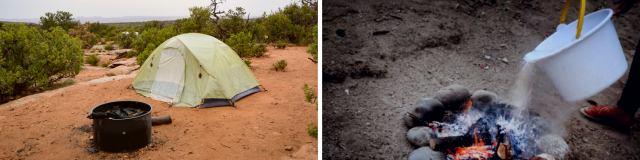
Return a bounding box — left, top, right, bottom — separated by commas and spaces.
322, 0, 640, 159
0, 46, 318, 159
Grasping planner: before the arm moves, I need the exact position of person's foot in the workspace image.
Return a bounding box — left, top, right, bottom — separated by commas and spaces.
580, 105, 633, 126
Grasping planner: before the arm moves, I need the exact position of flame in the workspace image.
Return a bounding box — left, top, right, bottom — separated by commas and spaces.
451, 132, 494, 160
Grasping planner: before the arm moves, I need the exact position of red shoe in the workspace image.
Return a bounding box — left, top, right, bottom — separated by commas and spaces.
580, 105, 633, 127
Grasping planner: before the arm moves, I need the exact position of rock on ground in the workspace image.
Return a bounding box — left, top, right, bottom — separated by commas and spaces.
434, 84, 471, 111
403, 98, 444, 128
471, 90, 499, 109
536, 134, 569, 160
108, 61, 137, 68
406, 126, 433, 147
106, 66, 136, 77
408, 147, 445, 160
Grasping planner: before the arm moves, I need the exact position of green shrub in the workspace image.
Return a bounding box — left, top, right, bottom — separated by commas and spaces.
132, 37, 146, 53
104, 44, 114, 51
307, 123, 318, 138
276, 40, 288, 49
306, 25, 318, 63
226, 32, 272, 58
86, 54, 100, 66
253, 44, 268, 57
226, 32, 255, 57
100, 61, 110, 67
44, 78, 76, 90
302, 83, 316, 103
115, 31, 135, 49
126, 50, 139, 58
244, 59, 252, 68
137, 43, 157, 65
0, 24, 83, 99
261, 3, 317, 44
271, 60, 287, 71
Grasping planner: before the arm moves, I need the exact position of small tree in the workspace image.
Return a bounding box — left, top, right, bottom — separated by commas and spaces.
0, 24, 83, 100
208, 0, 230, 39
183, 6, 211, 33
226, 32, 255, 57
68, 23, 98, 49
306, 25, 318, 63
137, 43, 157, 65
39, 11, 80, 31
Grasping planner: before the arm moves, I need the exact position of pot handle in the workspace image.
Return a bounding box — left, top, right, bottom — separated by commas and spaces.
559, 0, 586, 39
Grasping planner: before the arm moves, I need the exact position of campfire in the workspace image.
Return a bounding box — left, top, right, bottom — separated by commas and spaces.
403, 85, 568, 160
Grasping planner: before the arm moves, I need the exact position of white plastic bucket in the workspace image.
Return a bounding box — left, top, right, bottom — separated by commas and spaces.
523, 9, 627, 102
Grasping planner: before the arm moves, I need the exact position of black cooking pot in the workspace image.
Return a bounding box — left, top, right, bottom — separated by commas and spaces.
90, 101, 152, 152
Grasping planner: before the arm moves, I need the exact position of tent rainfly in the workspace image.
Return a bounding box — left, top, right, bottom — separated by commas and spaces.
131, 33, 264, 108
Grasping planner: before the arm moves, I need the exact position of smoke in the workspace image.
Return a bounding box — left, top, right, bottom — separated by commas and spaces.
507, 60, 575, 138
528, 66, 576, 137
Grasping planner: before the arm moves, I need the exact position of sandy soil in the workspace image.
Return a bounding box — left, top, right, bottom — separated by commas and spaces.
322, 0, 640, 159
0, 46, 318, 159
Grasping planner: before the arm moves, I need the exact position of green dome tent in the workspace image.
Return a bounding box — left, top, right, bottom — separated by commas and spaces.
131, 33, 264, 108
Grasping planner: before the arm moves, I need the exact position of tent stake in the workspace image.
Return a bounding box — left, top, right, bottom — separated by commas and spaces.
260, 85, 268, 91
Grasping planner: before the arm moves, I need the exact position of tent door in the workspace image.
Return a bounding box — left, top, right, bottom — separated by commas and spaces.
147, 48, 186, 103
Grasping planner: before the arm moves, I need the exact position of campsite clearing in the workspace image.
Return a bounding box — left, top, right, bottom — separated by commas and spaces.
0, 46, 317, 159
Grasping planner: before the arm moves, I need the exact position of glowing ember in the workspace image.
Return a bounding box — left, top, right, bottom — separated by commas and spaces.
450, 133, 494, 160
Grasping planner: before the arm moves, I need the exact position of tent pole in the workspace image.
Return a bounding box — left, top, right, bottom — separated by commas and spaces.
228, 99, 236, 108
197, 99, 203, 111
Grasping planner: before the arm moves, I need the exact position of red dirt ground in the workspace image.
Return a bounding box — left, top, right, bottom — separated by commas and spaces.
0, 46, 318, 159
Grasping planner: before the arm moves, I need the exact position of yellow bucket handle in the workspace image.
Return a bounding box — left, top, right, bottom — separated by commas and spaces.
559, 0, 586, 39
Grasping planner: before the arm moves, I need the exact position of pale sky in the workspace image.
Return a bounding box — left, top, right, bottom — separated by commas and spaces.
0, 0, 296, 20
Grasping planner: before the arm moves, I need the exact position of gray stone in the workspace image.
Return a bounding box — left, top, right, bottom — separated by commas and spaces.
403, 98, 444, 128
408, 147, 445, 160
529, 116, 551, 134
107, 60, 136, 68
471, 90, 498, 109
407, 126, 433, 147
536, 134, 569, 160
434, 84, 471, 111
87, 147, 98, 153
106, 66, 138, 77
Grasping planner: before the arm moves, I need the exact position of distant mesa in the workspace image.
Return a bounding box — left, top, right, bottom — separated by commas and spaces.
0, 16, 191, 23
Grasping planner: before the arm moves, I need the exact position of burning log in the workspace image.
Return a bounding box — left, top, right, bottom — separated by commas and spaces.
428, 134, 494, 151
497, 143, 513, 159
